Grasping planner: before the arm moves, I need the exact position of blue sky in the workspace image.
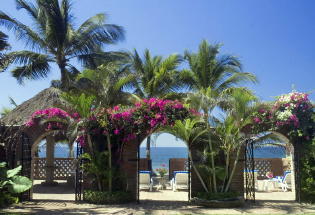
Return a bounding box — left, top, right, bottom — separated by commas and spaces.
1, 0, 314, 146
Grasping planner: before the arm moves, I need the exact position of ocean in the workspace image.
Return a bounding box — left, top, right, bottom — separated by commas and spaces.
38, 145, 286, 171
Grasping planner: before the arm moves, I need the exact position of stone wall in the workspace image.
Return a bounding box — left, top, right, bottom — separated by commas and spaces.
121, 141, 138, 200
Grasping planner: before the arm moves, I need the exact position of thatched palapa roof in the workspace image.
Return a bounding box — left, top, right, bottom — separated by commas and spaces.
1, 87, 66, 125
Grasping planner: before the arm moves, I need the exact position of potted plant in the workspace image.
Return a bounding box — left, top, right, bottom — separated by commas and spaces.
155, 165, 167, 177
155, 164, 168, 189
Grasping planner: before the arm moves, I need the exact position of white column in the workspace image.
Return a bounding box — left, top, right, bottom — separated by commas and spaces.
44, 135, 55, 185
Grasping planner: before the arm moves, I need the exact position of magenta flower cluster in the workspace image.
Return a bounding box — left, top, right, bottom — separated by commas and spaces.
25, 99, 197, 147
94, 98, 194, 144
25, 107, 79, 130
251, 92, 314, 140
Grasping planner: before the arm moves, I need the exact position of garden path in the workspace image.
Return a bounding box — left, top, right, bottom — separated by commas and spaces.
2, 199, 314, 214
32, 180, 75, 201
140, 189, 188, 201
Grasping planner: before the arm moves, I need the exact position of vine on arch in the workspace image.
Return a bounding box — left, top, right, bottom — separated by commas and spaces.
251, 91, 314, 141
25, 98, 198, 147
89, 98, 197, 143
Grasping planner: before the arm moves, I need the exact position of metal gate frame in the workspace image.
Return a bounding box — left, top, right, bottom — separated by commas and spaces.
75, 141, 84, 201
188, 154, 191, 201
244, 138, 255, 202
137, 143, 140, 203
20, 132, 32, 201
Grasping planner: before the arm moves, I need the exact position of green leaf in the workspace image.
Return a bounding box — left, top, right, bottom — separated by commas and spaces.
6, 165, 21, 178
0, 162, 6, 168
8, 175, 32, 193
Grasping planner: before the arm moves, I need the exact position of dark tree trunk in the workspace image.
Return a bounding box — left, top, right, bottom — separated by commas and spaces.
58, 60, 69, 90
146, 135, 151, 159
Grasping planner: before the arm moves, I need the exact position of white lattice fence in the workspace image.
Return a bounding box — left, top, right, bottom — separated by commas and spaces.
33, 158, 46, 179
254, 159, 272, 177
33, 158, 76, 180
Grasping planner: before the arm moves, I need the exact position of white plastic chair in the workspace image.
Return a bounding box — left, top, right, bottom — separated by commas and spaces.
172, 172, 188, 191
139, 172, 153, 191
279, 172, 292, 192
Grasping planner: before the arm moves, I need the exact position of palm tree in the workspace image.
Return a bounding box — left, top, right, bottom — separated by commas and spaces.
182, 40, 257, 93
0, 0, 124, 88
164, 119, 209, 193
0, 97, 18, 117
213, 88, 257, 192
74, 62, 133, 107
128, 49, 182, 159
0, 31, 10, 71
182, 40, 257, 192
63, 61, 134, 192
185, 87, 224, 192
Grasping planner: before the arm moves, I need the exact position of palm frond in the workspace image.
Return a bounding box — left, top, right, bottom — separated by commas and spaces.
8, 51, 52, 84
0, 31, 10, 51
9, 97, 18, 107
0, 11, 46, 51
68, 13, 124, 57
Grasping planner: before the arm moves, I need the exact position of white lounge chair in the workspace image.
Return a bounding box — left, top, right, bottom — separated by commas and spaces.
279, 172, 292, 192
172, 172, 188, 191
139, 172, 153, 191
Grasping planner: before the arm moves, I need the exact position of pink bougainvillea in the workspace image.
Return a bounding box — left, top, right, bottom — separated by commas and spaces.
95, 98, 194, 143
25, 107, 79, 130
251, 91, 314, 140
25, 98, 198, 146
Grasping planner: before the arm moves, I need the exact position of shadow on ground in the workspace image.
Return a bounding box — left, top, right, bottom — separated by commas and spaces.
2, 199, 315, 215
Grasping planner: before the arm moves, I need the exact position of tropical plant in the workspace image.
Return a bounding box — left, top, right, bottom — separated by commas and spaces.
81, 151, 113, 192
0, 107, 12, 117
0, 162, 32, 207
0, 97, 18, 117
196, 147, 225, 192
212, 89, 257, 192
0, 0, 124, 88
128, 49, 182, 159
181, 40, 257, 93
164, 119, 209, 192
84, 190, 132, 204
0, 31, 10, 71
185, 87, 224, 192
183, 40, 257, 192
74, 62, 133, 107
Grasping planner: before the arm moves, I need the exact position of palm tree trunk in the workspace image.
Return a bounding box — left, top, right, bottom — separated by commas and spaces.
208, 136, 217, 192
204, 111, 217, 192
87, 134, 94, 157
58, 63, 69, 89
188, 150, 209, 193
106, 134, 112, 192
96, 174, 102, 191
224, 144, 242, 192
146, 135, 151, 159
221, 150, 230, 192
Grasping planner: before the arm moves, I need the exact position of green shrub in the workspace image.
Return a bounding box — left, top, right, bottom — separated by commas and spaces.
0, 192, 19, 208
0, 162, 32, 208
196, 192, 240, 201
83, 190, 133, 204
301, 138, 315, 203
